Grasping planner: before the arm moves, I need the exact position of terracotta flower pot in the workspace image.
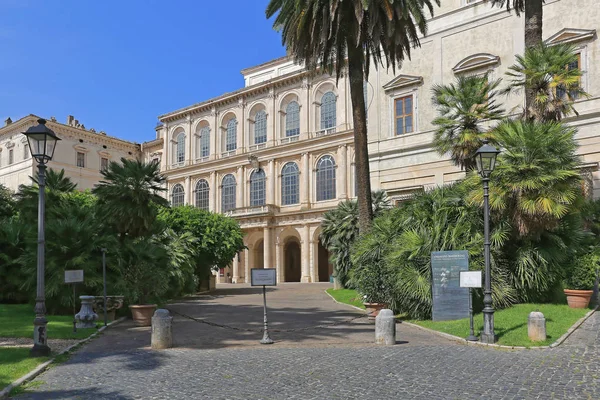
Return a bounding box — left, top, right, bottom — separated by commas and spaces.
129, 304, 157, 326
364, 302, 388, 320
564, 289, 593, 309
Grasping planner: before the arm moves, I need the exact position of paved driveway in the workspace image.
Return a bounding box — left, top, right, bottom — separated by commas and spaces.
12, 284, 600, 399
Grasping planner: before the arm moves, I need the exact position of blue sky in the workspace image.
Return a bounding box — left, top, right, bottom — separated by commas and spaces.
0, 0, 285, 143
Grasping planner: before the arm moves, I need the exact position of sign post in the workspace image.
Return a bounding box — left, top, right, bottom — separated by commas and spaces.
460, 270, 483, 342
64, 270, 84, 333
251, 268, 277, 345
431, 251, 470, 321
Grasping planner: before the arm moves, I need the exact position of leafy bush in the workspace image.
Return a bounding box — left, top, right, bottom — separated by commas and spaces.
565, 253, 600, 291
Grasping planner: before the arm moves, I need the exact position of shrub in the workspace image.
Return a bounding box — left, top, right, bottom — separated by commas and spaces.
565, 253, 600, 291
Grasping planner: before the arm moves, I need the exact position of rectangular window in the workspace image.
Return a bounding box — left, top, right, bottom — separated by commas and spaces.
76, 152, 85, 168
101, 157, 109, 171
8, 149, 14, 165
24, 144, 30, 160
394, 95, 414, 135
556, 53, 582, 99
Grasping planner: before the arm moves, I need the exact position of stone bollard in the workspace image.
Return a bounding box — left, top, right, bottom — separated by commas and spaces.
151, 309, 173, 350
375, 309, 396, 345
75, 295, 98, 329
528, 311, 546, 342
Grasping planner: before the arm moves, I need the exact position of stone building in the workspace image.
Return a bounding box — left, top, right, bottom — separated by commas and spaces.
144, 0, 599, 284
0, 115, 140, 192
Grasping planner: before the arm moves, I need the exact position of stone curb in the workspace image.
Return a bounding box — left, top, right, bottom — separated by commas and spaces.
402, 305, 598, 351
324, 291, 599, 350
323, 290, 366, 313
0, 316, 127, 399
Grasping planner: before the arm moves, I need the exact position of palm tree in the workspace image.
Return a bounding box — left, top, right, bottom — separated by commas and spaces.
505, 43, 590, 121
432, 74, 504, 171
0, 184, 15, 219
15, 168, 78, 220
321, 190, 390, 286
488, 1, 544, 48
92, 158, 168, 241
266, 0, 439, 232
467, 120, 582, 238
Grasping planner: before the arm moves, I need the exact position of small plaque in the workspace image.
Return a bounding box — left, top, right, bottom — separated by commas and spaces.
251, 268, 277, 286
64, 270, 84, 283
460, 271, 482, 288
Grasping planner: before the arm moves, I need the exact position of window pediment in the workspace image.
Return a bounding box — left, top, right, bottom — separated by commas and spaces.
74, 144, 90, 153
453, 53, 500, 74
5, 142, 15, 149
383, 74, 423, 92
545, 28, 596, 45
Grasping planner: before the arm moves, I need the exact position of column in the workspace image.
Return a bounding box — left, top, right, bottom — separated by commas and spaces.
310, 238, 317, 283
187, 116, 193, 163
270, 89, 277, 147
264, 227, 272, 269
338, 144, 347, 199
238, 100, 245, 152
232, 253, 240, 283
301, 152, 310, 208
209, 171, 217, 212
244, 246, 251, 283
211, 109, 219, 159
164, 124, 170, 170
275, 237, 283, 283
301, 224, 311, 282
236, 166, 244, 210
184, 176, 191, 205
267, 159, 275, 205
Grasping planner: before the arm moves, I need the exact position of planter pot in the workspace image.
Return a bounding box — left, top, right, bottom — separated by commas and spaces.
364, 302, 388, 320
129, 304, 157, 326
564, 289, 593, 309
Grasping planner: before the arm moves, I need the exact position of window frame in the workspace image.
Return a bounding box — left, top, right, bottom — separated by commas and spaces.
76, 151, 85, 168
389, 89, 418, 137
281, 162, 300, 206
320, 91, 337, 131
175, 132, 185, 164
100, 157, 109, 172
253, 110, 267, 145
194, 179, 210, 210
249, 169, 266, 207
394, 94, 414, 135
171, 184, 185, 207
285, 101, 301, 138
8, 149, 14, 165
198, 126, 210, 159
315, 155, 337, 202
221, 174, 237, 212
225, 119, 238, 152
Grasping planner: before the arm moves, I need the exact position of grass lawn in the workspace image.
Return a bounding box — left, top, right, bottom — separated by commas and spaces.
326, 289, 365, 309
411, 303, 591, 347
0, 348, 48, 389
0, 304, 96, 340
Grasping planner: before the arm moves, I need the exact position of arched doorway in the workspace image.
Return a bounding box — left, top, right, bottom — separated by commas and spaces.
317, 240, 333, 282
284, 238, 301, 282
254, 239, 265, 269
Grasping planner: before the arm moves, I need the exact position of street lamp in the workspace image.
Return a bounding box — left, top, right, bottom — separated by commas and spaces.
474, 140, 500, 344
23, 118, 61, 357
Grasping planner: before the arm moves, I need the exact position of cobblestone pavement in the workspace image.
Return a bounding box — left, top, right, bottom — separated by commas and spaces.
12, 284, 600, 399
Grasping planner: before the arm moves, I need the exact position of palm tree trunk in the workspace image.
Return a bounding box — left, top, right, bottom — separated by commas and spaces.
524, 0, 543, 119
346, 44, 374, 232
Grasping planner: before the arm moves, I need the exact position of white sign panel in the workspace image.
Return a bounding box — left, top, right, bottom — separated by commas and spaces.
64, 270, 84, 284
251, 268, 277, 286
459, 271, 482, 288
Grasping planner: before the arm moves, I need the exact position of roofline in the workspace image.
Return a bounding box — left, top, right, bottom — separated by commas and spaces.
0, 114, 140, 148
158, 68, 311, 123
239, 55, 292, 75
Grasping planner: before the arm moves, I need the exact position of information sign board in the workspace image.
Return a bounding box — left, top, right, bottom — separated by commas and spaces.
251, 268, 277, 286
431, 251, 469, 321
64, 270, 84, 284
460, 271, 482, 288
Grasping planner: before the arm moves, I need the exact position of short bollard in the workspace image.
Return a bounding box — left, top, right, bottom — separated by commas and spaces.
151, 309, 173, 350
375, 309, 396, 345
528, 311, 546, 342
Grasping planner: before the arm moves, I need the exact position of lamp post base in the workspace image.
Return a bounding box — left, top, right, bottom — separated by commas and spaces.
30, 343, 51, 357
466, 335, 479, 342
479, 333, 497, 344
260, 332, 274, 345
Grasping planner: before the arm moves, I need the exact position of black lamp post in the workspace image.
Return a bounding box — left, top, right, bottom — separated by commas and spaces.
474, 140, 500, 344
23, 118, 60, 357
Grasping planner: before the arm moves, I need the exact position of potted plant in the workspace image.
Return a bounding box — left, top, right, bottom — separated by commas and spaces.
564, 253, 599, 309
353, 262, 390, 319
120, 239, 169, 326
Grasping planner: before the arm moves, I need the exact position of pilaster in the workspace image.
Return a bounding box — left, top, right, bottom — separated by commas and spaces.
301, 224, 311, 282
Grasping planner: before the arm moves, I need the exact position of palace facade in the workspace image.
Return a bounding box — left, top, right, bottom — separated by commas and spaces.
144, 0, 599, 284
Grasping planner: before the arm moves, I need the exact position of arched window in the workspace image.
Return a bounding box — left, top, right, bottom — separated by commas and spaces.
176, 132, 185, 163
221, 174, 236, 212
285, 101, 300, 137
320, 92, 337, 130
199, 126, 210, 158
281, 162, 299, 205
254, 110, 267, 145
316, 155, 336, 201
194, 179, 210, 210
250, 169, 266, 206
171, 184, 185, 207
226, 119, 237, 152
